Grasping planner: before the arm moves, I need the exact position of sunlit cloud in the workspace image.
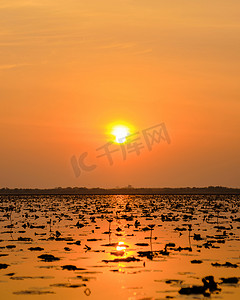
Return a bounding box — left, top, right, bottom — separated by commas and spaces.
0, 0, 48, 9
97, 42, 136, 50
133, 48, 153, 55
0, 63, 31, 70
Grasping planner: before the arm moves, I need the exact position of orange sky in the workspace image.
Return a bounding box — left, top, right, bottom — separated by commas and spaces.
0, 0, 240, 188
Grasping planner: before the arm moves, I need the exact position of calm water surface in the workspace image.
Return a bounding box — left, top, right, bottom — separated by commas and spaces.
0, 194, 240, 299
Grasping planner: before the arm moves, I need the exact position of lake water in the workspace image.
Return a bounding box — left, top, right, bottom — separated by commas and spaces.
0, 194, 240, 299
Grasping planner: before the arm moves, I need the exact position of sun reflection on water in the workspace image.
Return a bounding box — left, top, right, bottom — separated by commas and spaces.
116, 241, 127, 251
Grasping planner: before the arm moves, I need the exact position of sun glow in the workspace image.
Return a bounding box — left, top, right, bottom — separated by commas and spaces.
107, 121, 135, 144
111, 125, 129, 143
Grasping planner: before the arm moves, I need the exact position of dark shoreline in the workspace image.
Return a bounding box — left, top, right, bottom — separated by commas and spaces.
1, 186, 240, 195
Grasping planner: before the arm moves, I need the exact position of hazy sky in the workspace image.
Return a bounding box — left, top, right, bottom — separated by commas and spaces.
0, 0, 240, 188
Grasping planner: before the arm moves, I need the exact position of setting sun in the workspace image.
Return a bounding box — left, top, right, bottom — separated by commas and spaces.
111, 125, 130, 144
107, 121, 135, 144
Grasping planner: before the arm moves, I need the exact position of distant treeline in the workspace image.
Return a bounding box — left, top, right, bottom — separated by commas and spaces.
0, 186, 239, 195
